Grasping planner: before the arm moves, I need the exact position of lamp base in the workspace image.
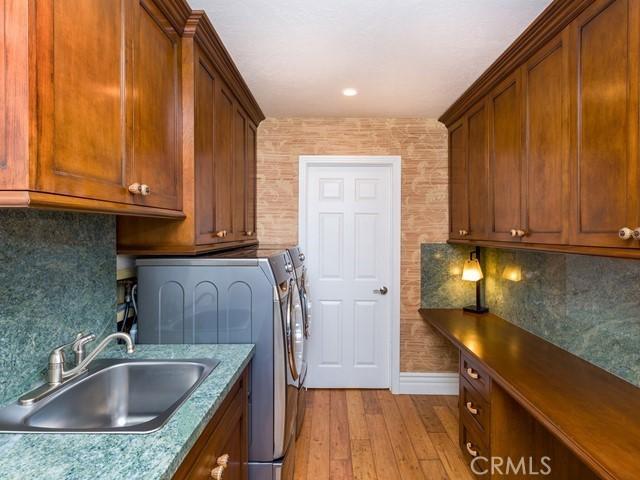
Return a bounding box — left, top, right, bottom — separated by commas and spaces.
463, 305, 489, 314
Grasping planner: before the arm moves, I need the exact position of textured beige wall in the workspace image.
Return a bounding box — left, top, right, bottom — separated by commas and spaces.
257, 118, 457, 372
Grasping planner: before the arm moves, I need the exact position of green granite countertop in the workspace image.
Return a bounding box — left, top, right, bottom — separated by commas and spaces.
0, 344, 255, 480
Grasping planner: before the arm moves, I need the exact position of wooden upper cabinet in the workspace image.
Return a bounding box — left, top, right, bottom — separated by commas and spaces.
488, 72, 523, 241
194, 47, 217, 245
569, 0, 639, 248
466, 101, 489, 240
0, 0, 187, 217
213, 82, 236, 240
233, 107, 248, 240
129, 0, 181, 211
521, 31, 570, 245
448, 118, 469, 240
246, 122, 258, 238
117, 11, 265, 254
34, 0, 129, 204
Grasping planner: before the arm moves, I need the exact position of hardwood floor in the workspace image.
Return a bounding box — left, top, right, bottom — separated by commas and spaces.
294, 389, 475, 480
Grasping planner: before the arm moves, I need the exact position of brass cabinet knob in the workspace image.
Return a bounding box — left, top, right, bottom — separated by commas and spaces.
217, 454, 229, 467
465, 401, 478, 415
466, 367, 479, 380
210, 466, 224, 480
510, 229, 518, 237
215, 230, 227, 238
516, 229, 527, 237
245, 231, 254, 236
460, 229, 469, 236
633, 228, 640, 240
139, 184, 151, 196
619, 227, 634, 240
128, 183, 150, 196
128, 183, 141, 195
465, 441, 479, 457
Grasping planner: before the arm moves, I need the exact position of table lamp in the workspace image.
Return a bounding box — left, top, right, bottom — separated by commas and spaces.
461, 247, 489, 314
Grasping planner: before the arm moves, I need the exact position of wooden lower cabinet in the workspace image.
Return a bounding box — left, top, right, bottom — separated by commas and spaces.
174, 367, 249, 480
458, 352, 599, 480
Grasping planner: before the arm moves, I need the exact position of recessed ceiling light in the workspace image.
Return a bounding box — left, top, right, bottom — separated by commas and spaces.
342, 88, 358, 97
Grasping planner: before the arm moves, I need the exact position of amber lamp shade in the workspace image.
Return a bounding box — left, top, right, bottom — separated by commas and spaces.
461, 248, 489, 314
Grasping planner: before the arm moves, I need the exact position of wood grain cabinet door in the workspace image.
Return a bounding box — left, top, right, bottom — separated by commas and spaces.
569, 0, 640, 248
34, 0, 130, 203
449, 118, 469, 240
466, 100, 489, 240
212, 82, 236, 242
488, 71, 523, 242
520, 31, 570, 245
194, 48, 217, 245
128, 0, 181, 211
245, 122, 258, 239
233, 106, 248, 240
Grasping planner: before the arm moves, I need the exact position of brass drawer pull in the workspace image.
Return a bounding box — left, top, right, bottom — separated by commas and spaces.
466, 367, 479, 379
465, 401, 478, 415
466, 441, 479, 457
211, 454, 229, 479
210, 466, 224, 479
215, 230, 227, 238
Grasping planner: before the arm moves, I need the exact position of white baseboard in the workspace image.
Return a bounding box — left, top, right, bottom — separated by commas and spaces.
395, 372, 459, 395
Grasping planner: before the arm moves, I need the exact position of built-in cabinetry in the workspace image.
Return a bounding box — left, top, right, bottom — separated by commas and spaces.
442, 0, 640, 258
117, 12, 263, 254
175, 366, 249, 480
421, 308, 639, 480
0, 0, 188, 217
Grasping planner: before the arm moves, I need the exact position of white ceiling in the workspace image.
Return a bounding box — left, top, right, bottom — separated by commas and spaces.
189, 0, 552, 118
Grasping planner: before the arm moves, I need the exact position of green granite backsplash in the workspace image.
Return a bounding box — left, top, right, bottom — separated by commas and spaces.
0, 210, 116, 404
421, 244, 640, 387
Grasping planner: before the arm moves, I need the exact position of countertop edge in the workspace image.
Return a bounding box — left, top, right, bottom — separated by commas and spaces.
161, 345, 255, 479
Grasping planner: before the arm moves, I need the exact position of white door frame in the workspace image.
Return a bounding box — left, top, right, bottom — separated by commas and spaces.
298, 155, 401, 393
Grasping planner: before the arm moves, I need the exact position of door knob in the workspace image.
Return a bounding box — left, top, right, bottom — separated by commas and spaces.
516, 229, 527, 237
619, 227, 634, 240
633, 228, 640, 240
128, 183, 142, 195
373, 286, 388, 295
139, 184, 150, 196
510, 229, 518, 237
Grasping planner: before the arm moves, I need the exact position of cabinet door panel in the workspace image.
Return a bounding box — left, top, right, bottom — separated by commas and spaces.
130, 0, 181, 210
35, 0, 128, 202
213, 83, 235, 239
195, 53, 216, 244
449, 119, 468, 239
570, 0, 638, 247
522, 33, 569, 244
489, 73, 522, 241
246, 122, 257, 238
467, 102, 488, 239
233, 107, 247, 240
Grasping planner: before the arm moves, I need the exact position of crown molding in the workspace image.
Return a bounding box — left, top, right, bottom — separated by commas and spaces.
439, 0, 594, 127
185, 11, 265, 125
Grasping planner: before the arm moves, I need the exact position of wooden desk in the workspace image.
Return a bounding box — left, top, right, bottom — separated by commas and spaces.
420, 308, 640, 480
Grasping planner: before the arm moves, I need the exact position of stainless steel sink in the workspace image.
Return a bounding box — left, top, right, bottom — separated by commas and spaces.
0, 358, 219, 433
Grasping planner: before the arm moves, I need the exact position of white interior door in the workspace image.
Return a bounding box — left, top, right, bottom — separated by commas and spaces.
303, 162, 392, 388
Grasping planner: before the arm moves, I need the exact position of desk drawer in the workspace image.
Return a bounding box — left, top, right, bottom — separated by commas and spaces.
460, 352, 491, 400
460, 416, 490, 477
460, 377, 490, 438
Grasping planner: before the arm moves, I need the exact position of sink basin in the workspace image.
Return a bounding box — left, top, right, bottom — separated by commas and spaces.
0, 358, 219, 433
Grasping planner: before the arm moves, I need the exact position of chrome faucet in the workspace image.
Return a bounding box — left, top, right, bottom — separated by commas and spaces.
20, 332, 135, 405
